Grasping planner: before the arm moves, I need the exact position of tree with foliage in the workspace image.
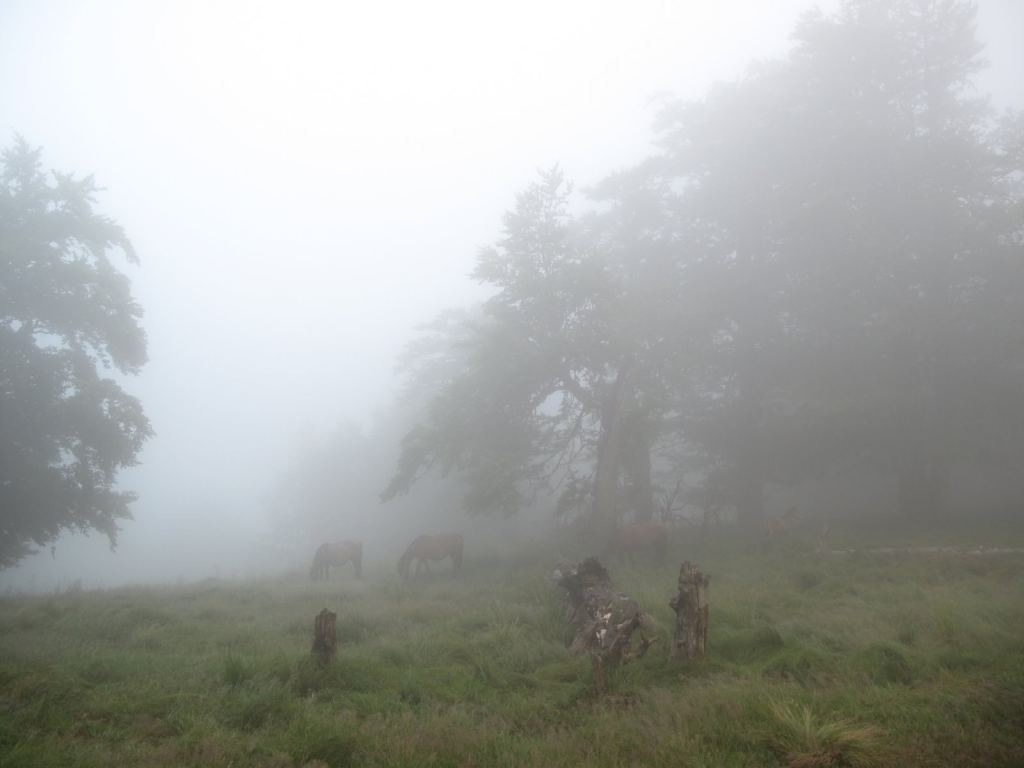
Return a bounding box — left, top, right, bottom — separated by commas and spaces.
0, 138, 152, 566
383, 168, 690, 537
647, 0, 1024, 524
386, 0, 1023, 534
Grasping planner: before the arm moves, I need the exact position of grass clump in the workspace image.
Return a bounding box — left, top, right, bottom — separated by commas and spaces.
283, 715, 358, 767
717, 622, 785, 663
221, 654, 254, 687
852, 644, 914, 686
221, 683, 293, 731
767, 700, 885, 767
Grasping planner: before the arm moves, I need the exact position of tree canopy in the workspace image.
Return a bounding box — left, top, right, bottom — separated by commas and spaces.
383, 0, 1023, 534
0, 138, 152, 566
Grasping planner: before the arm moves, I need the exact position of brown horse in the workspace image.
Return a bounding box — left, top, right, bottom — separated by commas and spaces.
310, 540, 362, 581
765, 506, 799, 538
397, 534, 463, 579
607, 522, 667, 565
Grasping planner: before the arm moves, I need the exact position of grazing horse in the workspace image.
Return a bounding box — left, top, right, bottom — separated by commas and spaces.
310, 540, 362, 581
607, 522, 668, 565
765, 507, 799, 538
397, 534, 463, 579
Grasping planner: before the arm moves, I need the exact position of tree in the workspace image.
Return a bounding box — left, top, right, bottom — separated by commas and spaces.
383, 168, 691, 537
0, 138, 152, 567
647, 0, 1024, 524
385, 0, 1023, 534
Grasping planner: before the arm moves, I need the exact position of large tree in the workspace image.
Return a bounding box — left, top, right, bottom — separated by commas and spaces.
647, 0, 1024, 524
0, 138, 152, 566
385, 0, 1023, 533
383, 168, 690, 536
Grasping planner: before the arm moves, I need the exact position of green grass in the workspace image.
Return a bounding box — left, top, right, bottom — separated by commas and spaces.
1, 531, 1023, 766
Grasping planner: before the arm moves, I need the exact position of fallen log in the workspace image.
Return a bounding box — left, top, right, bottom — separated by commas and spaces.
555, 557, 654, 692
669, 561, 709, 660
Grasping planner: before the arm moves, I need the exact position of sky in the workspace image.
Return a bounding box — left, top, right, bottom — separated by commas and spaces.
1, 0, 1022, 590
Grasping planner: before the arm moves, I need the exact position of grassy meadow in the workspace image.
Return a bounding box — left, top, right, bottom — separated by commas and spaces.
1, 526, 1023, 767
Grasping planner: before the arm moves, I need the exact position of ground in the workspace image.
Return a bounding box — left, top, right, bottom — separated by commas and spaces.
1, 524, 1023, 767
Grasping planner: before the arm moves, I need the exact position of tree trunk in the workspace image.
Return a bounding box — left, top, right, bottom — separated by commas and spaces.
733, 349, 765, 531
623, 411, 655, 523
735, 447, 765, 531
732, 240, 767, 532
592, 360, 633, 543
311, 608, 337, 666
669, 561, 710, 660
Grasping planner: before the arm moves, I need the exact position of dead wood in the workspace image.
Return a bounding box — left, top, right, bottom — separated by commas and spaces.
311, 608, 337, 666
555, 557, 654, 692
669, 561, 709, 660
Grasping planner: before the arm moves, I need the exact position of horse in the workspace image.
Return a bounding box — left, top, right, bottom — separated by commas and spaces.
606, 521, 667, 565
397, 533, 463, 579
765, 506, 799, 538
310, 540, 362, 581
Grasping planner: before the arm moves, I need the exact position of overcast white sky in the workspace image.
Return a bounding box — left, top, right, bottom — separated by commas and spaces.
2, 0, 1021, 589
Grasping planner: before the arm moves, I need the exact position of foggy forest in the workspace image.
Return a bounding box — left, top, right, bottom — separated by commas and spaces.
2, 0, 1023, 766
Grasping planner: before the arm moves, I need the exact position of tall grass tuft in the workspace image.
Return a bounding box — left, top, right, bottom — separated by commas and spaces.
767, 700, 884, 768
222, 655, 253, 687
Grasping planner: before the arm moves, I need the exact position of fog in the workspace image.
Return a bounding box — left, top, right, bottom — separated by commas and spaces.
1, 0, 1022, 591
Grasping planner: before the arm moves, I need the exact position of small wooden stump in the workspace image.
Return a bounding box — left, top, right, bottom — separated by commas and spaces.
669, 561, 709, 660
311, 608, 337, 666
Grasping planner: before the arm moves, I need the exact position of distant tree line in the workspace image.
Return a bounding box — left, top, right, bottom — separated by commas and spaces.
380, 0, 1024, 535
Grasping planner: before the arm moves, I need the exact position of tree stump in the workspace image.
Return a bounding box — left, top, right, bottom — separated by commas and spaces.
555, 557, 654, 692
311, 608, 337, 666
669, 561, 709, 660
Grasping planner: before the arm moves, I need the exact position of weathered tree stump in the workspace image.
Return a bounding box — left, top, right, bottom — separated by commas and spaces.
669, 561, 709, 660
311, 608, 337, 666
556, 557, 654, 692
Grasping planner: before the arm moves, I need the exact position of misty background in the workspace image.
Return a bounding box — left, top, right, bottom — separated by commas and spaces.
1, 0, 1022, 590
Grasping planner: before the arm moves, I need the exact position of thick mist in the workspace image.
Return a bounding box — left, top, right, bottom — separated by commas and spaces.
1, 0, 1022, 591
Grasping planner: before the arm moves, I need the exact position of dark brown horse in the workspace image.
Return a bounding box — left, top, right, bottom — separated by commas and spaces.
397, 533, 463, 579
310, 540, 362, 581
607, 522, 667, 565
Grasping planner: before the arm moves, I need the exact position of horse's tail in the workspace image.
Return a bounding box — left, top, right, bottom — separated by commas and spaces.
353, 541, 363, 579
